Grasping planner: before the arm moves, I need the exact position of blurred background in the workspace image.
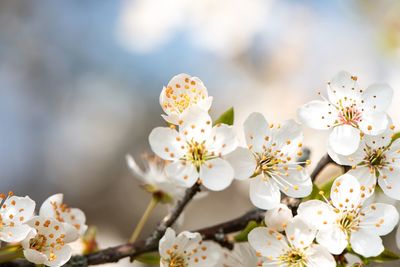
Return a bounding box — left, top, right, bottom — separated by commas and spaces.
1, 0, 400, 265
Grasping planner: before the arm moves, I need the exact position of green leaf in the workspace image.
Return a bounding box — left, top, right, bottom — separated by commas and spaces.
362, 249, 400, 263
214, 107, 234, 126
135, 252, 160, 265
234, 220, 259, 242
302, 183, 322, 201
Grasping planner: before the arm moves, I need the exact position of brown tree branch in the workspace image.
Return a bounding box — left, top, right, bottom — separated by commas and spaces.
3, 153, 335, 267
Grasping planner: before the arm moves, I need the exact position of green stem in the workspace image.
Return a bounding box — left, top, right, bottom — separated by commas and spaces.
0, 244, 24, 263
129, 196, 159, 243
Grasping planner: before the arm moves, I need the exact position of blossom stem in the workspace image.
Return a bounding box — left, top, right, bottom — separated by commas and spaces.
0, 244, 24, 263
129, 196, 159, 243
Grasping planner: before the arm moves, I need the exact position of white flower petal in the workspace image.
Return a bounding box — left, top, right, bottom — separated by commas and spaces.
159, 228, 176, 258
285, 216, 316, 248
197, 96, 213, 111
149, 127, 185, 160
23, 248, 47, 265
187, 241, 222, 267
180, 106, 212, 142
39, 194, 64, 217
297, 200, 337, 231
306, 244, 336, 267
126, 154, 145, 180
316, 226, 347, 255
271, 119, 303, 152
200, 158, 234, 191
297, 100, 336, 130
359, 203, 399, 236
206, 124, 238, 156
347, 167, 376, 199
327, 142, 364, 166
363, 125, 394, 149
273, 167, 312, 198
1, 196, 36, 224
350, 229, 383, 257
361, 83, 393, 112
379, 165, 400, 200
225, 147, 256, 180
45, 245, 72, 267
243, 112, 271, 153
248, 227, 288, 259
329, 125, 361, 156
359, 111, 389, 135
330, 174, 361, 211
166, 161, 199, 188
327, 71, 360, 103
0, 224, 32, 242
264, 204, 293, 232
249, 177, 281, 210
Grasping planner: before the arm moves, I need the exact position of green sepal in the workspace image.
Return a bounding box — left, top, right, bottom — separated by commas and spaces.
234, 220, 260, 242
135, 252, 161, 265
360, 249, 400, 264
214, 107, 234, 126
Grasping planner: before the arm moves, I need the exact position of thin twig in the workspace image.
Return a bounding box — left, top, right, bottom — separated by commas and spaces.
4, 153, 335, 267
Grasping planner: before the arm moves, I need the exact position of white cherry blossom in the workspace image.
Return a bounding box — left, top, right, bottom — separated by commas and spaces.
328, 126, 400, 200
297, 174, 399, 257
227, 112, 312, 209
0, 192, 35, 242
39, 194, 88, 243
298, 71, 393, 155
248, 216, 335, 267
159, 228, 222, 267
22, 216, 72, 267
126, 154, 186, 202
149, 106, 237, 191
160, 74, 213, 125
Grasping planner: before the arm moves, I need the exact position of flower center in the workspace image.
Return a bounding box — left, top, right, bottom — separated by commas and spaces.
29, 234, 48, 252
337, 106, 362, 127
279, 248, 307, 266
363, 148, 387, 171
168, 253, 187, 267
254, 153, 281, 178
186, 141, 209, 168
337, 211, 360, 235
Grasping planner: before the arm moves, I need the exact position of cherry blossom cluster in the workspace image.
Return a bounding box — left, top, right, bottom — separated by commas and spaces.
149, 72, 400, 266
0, 192, 87, 266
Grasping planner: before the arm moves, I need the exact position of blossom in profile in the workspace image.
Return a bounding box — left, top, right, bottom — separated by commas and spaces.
298, 71, 393, 155
298, 174, 399, 257
160, 74, 213, 125
248, 216, 335, 267
0, 192, 35, 242
227, 112, 312, 209
159, 228, 222, 267
221, 243, 263, 267
328, 125, 400, 200
126, 154, 186, 203
22, 216, 72, 267
149, 106, 237, 191
39, 194, 88, 243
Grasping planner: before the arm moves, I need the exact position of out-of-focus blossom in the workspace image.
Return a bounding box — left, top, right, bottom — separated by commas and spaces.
248, 216, 335, 267
298, 71, 393, 156
39, 194, 88, 243
227, 112, 312, 209
0, 193, 35, 242
298, 174, 399, 257
159, 228, 222, 267
328, 125, 400, 200
126, 154, 186, 203
160, 74, 213, 125
221, 243, 262, 267
116, 0, 271, 56
22, 217, 72, 267
149, 106, 237, 191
